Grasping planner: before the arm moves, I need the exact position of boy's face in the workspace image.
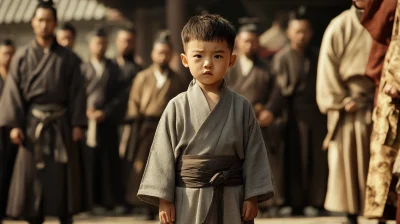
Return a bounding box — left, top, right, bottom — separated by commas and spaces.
89, 36, 107, 58
151, 43, 172, 69
181, 40, 236, 85
287, 20, 313, 50
57, 30, 75, 49
236, 32, 259, 58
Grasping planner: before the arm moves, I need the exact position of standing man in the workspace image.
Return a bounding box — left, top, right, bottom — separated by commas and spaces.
113, 27, 142, 157
56, 23, 77, 50
124, 32, 185, 220
81, 28, 123, 210
317, 2, 374, 224
272, 14, 328, 216
225, 23, 284, 216
0, 39, 16, 224
0, 1, 87, 224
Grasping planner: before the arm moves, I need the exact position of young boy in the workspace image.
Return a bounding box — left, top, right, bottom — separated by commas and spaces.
137, 14, 275, 224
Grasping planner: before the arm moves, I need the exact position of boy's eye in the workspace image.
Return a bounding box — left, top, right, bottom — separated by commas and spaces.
214, 55, 223, 59
193, 54, 202, 58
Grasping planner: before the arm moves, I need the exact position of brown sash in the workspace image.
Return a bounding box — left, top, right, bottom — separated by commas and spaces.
176, 155, 247, 224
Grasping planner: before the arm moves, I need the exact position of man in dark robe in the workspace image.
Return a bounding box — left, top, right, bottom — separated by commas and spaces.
272, 14, 328, 216
81, 28, 124, 210
0, 1, 86, 224
0, 39, 16, 224
123, 32, 185, 220
112, 27, 142, 214
225, 23, 284, 216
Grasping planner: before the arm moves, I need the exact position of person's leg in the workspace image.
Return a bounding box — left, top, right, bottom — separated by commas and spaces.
59, 215, 73, 224
396, 194, 400, 224
346, 213, 358, 224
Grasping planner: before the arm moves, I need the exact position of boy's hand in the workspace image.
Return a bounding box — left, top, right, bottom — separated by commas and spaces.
159, 198, 175, 224
242, 196, 258, 221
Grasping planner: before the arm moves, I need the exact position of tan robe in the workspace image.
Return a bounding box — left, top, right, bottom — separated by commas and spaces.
364, 0, 400, 218
138, 80, 275, 224
317, 6, 374, 214
123, 65, 185, 205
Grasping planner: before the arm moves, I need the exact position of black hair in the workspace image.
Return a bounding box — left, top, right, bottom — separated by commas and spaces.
289, 6, 312, 27
33, 0, 57, 21
89, 27, 108, 40
118, 26, 137, 35
154, 30, 172, 48
59, 23, 76, 37
0, 39, 15, 47
181, 14, 236, 52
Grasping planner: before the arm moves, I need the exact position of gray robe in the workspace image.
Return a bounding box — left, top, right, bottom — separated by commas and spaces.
0, 40, 86, 218
138, 80, 275, 224
80, 59, 124, 208
0, 76, 17, 219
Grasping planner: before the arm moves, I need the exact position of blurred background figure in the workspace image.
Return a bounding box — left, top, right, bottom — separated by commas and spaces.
81, 27, 124, 214
272, 9, 328, 217
226, 21, 285, 217
57, 22, 77, 49
0, 39, 16, 224
317, 1, 374, 223
122, 31, 185, 220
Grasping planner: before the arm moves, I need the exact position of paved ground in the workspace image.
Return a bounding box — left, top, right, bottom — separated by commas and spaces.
3, 216, 395, 224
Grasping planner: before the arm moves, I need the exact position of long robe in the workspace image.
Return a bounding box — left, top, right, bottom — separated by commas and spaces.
81, 59, 124, 208
0, 76, 17, 220
273, 46, 328, 208
317, 6, 374, 214
225, 56, 284, 206
137, 80, 275, 224
0, 40, 86, 218
124, 65, 185, 205
364, 0, 400, 219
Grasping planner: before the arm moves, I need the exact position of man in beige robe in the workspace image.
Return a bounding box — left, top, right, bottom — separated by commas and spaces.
123, 33, 185, 219
317, 4, 374, 224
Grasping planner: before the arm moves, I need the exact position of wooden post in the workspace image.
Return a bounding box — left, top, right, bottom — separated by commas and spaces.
166, 0, 190, 82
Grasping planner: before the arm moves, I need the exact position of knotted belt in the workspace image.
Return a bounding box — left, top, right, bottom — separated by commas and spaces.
176, 155, 244, 224
30, 104, 68, 170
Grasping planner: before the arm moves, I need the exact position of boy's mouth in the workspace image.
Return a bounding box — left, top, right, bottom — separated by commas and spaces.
203, 71, 213, 75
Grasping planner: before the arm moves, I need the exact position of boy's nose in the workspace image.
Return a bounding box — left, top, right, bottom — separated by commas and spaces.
204, 60, 212, 68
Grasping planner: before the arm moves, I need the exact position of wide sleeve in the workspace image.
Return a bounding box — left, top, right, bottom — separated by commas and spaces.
137, 101, 178, 206
264, 77, 285, 117
68, 54, 87, 127
0, 51, 26, 129
317, 21, 350, 114
243, 102, 275, 203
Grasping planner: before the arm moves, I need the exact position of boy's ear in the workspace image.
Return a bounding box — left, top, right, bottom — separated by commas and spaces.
180, 53, 189, 68
228, 54, 237, 68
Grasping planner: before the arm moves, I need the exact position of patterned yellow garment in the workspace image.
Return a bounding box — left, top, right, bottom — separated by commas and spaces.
364, 0, 400, 218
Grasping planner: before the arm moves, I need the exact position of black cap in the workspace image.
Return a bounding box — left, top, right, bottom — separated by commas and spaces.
90, 26, 108, 38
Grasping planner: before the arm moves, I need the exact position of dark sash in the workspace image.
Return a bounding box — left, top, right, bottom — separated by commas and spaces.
29, 104, 67, 170
176, 155, 245, 224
